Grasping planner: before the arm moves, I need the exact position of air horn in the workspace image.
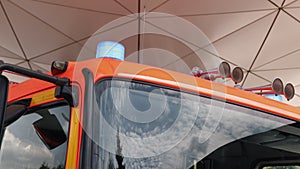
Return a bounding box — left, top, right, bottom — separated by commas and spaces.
244, 78, 295, 101
230, 67, 244, 84
191, 62, 244, 84
191, 61, 231, 80
283, 83, 295, 101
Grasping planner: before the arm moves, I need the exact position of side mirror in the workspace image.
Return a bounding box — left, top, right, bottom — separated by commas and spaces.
4, 99, 31, 127
33, 114, 67, 150
0, 75, 9, 135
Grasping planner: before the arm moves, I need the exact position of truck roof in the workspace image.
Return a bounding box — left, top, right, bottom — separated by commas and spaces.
7, 58, 300, 121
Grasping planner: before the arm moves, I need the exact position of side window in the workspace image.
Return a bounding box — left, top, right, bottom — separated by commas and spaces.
0, 104, 70, 169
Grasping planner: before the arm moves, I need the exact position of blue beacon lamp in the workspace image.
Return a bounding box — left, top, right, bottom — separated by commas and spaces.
96, 41, 125, 61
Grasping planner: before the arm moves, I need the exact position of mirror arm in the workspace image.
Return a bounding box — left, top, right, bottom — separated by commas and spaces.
0, 63, 70, 86
55, 85, 79, 107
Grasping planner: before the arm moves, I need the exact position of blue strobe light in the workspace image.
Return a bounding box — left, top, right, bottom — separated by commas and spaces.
96, 41, 125, 61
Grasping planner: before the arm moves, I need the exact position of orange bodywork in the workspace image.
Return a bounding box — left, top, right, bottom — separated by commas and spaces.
6, 58, 300, 169
8, 57, 300, 120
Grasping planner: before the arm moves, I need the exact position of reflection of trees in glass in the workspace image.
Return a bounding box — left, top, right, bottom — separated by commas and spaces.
38, 162, 63, 169
263, 166, 300, 169
108, 157, 115, 169
106, 128, 125, 169
116, 128, 125, 169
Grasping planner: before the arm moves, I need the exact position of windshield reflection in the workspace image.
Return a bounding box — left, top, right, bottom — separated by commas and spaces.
92, 80, 293, 169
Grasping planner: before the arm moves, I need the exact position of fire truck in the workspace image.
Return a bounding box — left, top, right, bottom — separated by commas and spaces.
0, 42, 299, 169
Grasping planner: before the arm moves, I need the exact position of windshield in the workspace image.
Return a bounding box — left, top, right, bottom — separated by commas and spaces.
87, 79, 299, 169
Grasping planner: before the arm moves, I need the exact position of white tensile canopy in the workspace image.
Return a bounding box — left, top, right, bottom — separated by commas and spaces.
0, 0, 300, 106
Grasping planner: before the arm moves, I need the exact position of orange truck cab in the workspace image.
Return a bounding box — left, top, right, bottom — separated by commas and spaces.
0, 45, 300, 169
